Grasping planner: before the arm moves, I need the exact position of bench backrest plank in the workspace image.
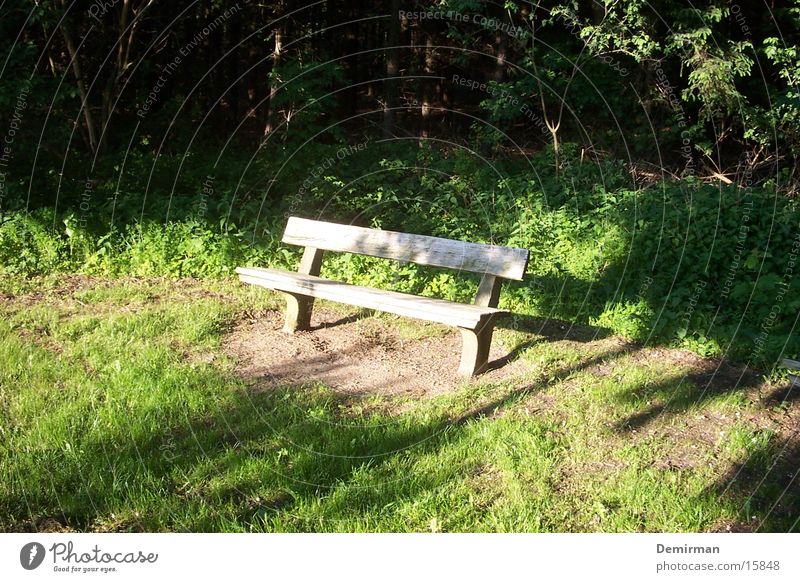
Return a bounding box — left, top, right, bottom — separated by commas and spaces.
283, 217, 529, 280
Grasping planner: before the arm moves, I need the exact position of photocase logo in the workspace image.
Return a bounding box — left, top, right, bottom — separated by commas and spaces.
20, 542, 46, 570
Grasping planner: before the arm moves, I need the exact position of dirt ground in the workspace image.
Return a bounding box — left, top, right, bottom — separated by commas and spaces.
221, 304, 798, 444
222, 307, 529, 398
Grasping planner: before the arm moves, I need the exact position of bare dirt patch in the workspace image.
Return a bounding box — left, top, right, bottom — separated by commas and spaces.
222, 307, 530, 399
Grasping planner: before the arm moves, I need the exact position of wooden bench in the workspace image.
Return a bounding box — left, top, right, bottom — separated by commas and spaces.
236, 216, 529, 376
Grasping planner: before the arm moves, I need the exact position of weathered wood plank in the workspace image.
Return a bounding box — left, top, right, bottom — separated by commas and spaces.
458, 320, 496, 376
298, 246, 324, 276
282, 292, 313, 333
474, 273, 502, 308
236, 267, 505, 329
283, 247, 325, 333
282, 246, 325, 332
282, 217, 529, 280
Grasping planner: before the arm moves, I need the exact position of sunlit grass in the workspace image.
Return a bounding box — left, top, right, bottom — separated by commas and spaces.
0, 277, 795, 532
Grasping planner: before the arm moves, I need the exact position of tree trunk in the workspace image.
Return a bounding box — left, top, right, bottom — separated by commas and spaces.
60, 21, 99, 155
383, 0, 400, 139
494, 29, 507, 83
420, 32, 434, 141
264, 25, 283, 136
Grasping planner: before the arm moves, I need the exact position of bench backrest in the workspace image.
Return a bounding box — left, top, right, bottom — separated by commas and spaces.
283, 216, 529, 280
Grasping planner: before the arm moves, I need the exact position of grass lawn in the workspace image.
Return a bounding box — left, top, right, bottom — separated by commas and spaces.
0, 275, 797, 532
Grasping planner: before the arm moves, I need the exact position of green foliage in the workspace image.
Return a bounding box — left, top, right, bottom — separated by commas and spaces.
0, 211, 272, 279
0, 211, 70, 276
750, 33, 800, 158
681, 41, 753, 122
2, 140, 798, 367
264, 57, 346, 148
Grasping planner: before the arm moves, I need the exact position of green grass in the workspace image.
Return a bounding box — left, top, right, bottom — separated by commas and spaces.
3, 159, 799, 369
0, 276, 796, 532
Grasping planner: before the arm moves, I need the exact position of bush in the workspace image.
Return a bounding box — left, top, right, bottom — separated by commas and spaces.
0, 211, 274, 279
2, 144, 797, 368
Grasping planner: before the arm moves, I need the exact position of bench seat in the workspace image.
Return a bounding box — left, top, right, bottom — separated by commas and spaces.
236, 267, 506, 330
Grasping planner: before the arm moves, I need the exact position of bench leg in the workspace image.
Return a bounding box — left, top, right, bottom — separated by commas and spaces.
282, 292, 314, 333
458, 321, 495, 376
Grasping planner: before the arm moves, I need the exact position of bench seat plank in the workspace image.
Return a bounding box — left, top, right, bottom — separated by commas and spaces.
236, 267, 506, 330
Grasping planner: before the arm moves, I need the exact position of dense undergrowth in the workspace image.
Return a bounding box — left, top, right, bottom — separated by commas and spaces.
1, 143, 798, 368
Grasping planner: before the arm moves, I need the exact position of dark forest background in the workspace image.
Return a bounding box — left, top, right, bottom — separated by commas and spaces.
0, 0, 798, 366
